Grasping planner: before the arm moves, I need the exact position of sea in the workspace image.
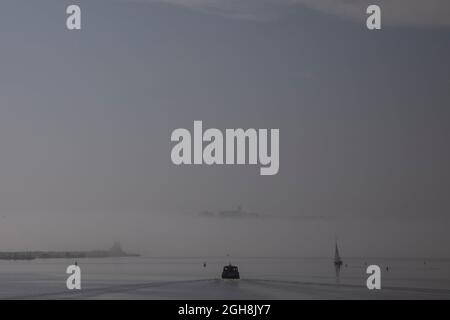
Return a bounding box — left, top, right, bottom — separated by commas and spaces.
1, 256, 449, 299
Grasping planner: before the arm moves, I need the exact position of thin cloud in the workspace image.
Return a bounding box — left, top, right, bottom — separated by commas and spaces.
144, 0, 450, 27
292, 0, 450, 28
154, 0, 289, 21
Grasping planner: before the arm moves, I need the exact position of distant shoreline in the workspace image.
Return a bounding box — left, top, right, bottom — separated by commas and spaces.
0, 251, 139, 261
0, 242, 139, 261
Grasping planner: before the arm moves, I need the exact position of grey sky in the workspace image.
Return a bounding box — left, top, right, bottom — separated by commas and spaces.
0, 0, 449, 258
152, 0, 450, 27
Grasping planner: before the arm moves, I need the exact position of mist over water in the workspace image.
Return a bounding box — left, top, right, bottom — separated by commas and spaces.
1, 211, 449, 259
0, 1, 450, 300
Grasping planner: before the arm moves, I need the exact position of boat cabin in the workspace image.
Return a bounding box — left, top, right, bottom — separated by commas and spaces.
221, 264, 240, 279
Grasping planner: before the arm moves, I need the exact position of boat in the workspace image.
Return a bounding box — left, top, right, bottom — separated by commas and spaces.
334, 241, 343, 267
221, 264, 240, 279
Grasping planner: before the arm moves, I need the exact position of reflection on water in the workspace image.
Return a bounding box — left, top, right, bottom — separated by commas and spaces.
334, 264, 341, 283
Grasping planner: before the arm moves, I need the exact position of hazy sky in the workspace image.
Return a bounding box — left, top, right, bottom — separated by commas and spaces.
0, 0, 449, 258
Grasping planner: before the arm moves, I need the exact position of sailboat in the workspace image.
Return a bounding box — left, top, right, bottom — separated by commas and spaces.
334, 241, 343, 267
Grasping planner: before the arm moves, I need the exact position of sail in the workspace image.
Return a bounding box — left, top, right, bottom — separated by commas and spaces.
334, 242, 342, 264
